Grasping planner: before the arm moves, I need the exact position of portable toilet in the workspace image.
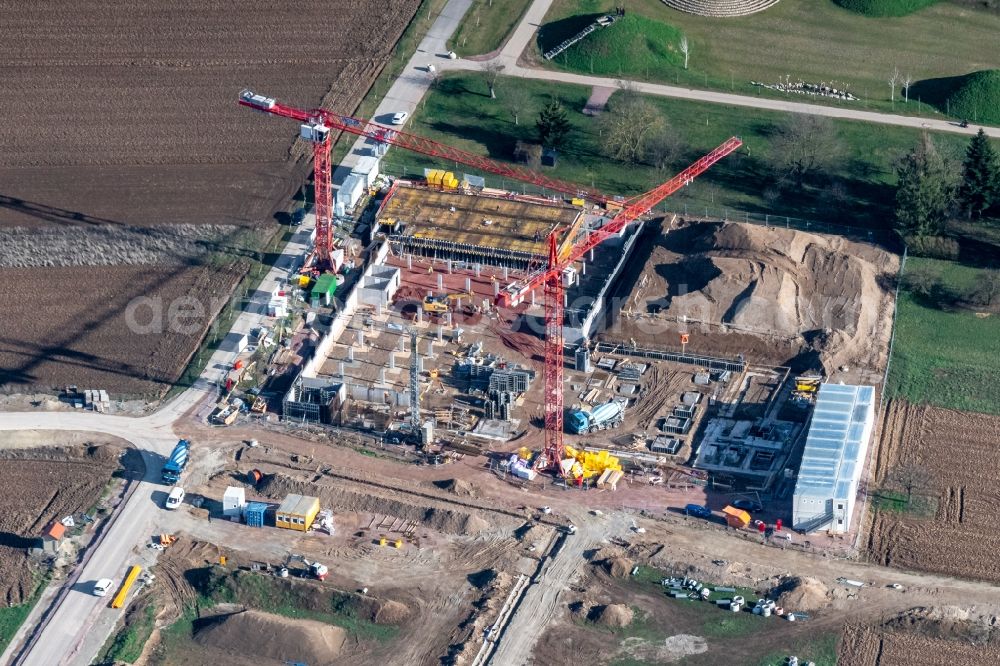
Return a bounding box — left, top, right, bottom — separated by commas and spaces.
223, 487, 246, 518
244, 502, 268, 528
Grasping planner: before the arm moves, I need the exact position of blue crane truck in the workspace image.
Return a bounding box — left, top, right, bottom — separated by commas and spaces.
566, 401, 625, 434
162, 439, 190, 484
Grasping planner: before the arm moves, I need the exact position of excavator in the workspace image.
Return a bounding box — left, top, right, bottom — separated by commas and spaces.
421, 291, 473, 315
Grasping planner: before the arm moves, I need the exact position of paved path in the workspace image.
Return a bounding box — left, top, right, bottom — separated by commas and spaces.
332, 0, 475, 186
438, 0, 1000, 139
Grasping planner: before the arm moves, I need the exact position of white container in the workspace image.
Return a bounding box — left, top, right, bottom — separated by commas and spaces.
351, 156, 381, 187
336, 174, 366, 211
223, 486, 246, 517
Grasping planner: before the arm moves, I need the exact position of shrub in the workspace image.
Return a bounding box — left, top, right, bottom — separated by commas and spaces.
904, 234, 960, 260
946, 70, 1000, 125
833, 0, 940, 16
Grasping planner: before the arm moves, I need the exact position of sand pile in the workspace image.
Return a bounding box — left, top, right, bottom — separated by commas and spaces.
434, 478, 478, 497
621, 221, 899, 373
194, 610, 345, 662
372, 598, 410, 624
774, 576, 830, 611
603, 556, 635, 578
593, 603, 634, 627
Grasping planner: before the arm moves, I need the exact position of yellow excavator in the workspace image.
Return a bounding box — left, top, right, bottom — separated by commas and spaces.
422, 291, 473, 314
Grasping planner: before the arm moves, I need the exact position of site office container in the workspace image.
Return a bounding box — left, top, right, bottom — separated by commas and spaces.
275, 494, 320, 531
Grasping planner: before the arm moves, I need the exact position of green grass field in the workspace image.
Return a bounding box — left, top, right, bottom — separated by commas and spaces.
542, 13, 684, 77
0, 573, 50, 655
400, 72, 975, 229
756, 633, 839, 665
538, 0, 1000, 117
448, 0, 533, 56
97, 602, 157, 664
887, 257, 1000, 414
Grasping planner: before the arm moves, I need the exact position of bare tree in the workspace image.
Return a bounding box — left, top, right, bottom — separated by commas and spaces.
499, 83, 532, 125
481, 61, 505, 99
888, 462, 932, 504
970, 269, 1000, 307
769, 114, 844, 186
679, 35, 690, 71
600, 84, 665, 163
646, 126, 684, 170
888, 65, 900, 104
903, 73, 913, 103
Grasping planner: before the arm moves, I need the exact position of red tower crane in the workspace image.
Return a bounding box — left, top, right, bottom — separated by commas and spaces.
239, 89, 612, 268
238, 88, 740, 473
499, 137, 743, 471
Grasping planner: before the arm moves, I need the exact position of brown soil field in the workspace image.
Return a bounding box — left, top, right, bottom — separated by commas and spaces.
0, 0, 420, 395
0, 444, 122, 604
867, 400, 1000, 582
604, 220, 898, 377
840, 608, 1000, 665
0, 264, 245, 396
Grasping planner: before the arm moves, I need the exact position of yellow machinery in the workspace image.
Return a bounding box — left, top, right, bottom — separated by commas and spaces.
159, 534, 177, 547
561, 445, 622, 481
422, 295, 450, 314
111, 565, 142, 609
794, 375, 822, 392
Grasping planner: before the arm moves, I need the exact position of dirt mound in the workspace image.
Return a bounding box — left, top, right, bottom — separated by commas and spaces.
372, 598, 411, 625
603, 557, 635, 578
593, 603, 634, 627
774, 576, 830, 611
433, 478, 478, 497
618, 221, 899, 373
257, 472, 508, 535
194, 609, 345, 662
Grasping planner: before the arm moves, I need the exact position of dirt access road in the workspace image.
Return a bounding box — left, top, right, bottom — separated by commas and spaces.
488, 513, 629, 665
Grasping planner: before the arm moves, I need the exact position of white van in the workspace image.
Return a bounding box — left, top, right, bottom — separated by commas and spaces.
165, 486, 185, 510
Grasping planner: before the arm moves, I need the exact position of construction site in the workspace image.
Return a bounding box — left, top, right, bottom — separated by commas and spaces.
0, 78, 923, 666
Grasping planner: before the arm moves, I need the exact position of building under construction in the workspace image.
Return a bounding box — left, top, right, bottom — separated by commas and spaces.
377, 184, 587, 270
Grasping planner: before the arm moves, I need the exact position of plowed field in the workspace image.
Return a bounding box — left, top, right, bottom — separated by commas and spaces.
867, 400, 1000, 582
0, 264, 245, 396
840, 621, 1000, 665
0, 0, 420, 395
0, 445, 122, 605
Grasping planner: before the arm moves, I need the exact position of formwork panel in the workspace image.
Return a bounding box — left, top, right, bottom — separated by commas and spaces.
379, 186, 581, 262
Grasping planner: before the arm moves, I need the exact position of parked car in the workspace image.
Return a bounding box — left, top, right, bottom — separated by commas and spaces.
390, 111, 409, 125
165, 486, 185, 510
732, 499, 763, 513
684, 504, 713, 519
93, 578, 114, 597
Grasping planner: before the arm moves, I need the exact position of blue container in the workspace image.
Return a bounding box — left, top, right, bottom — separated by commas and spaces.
244, 502, 268, 528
